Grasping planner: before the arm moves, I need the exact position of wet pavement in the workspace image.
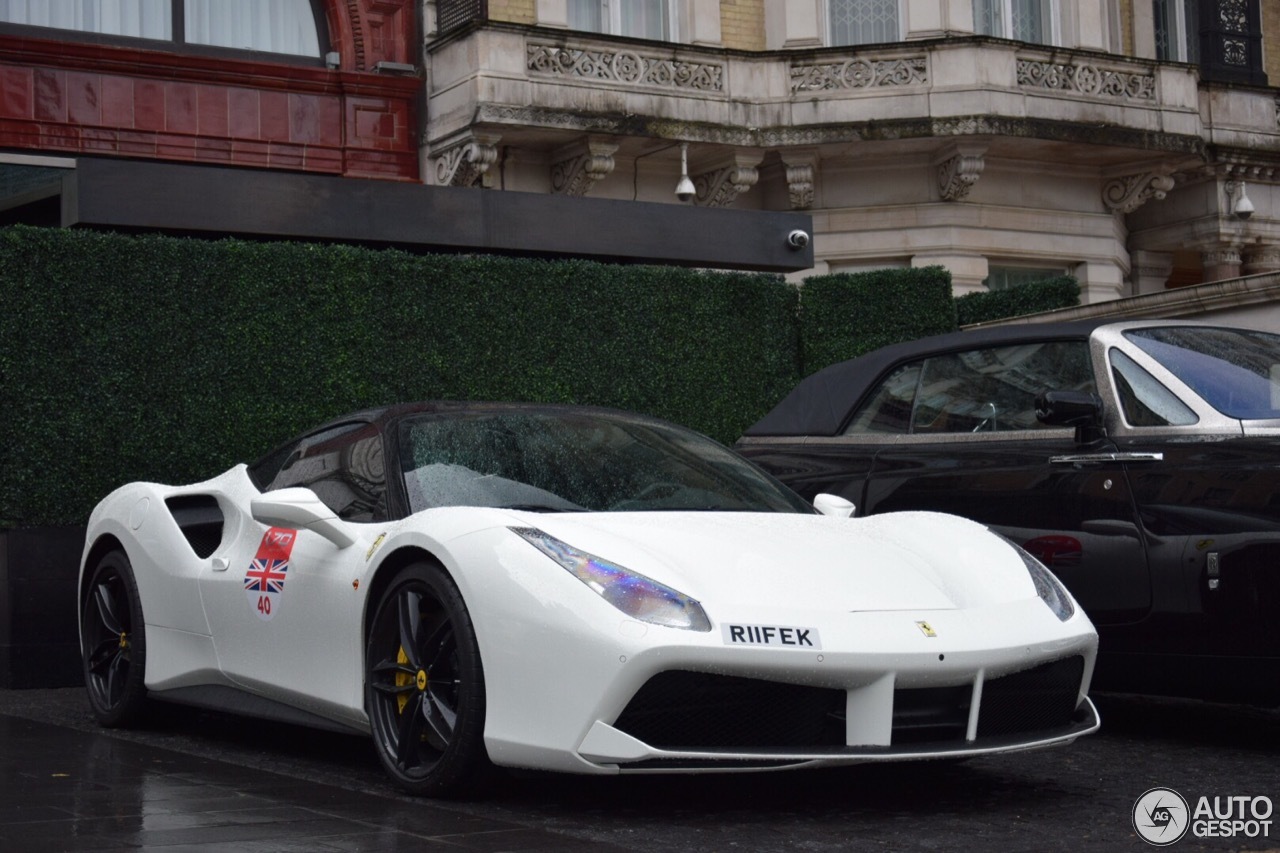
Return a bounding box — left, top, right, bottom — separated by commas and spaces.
0, 691, 626, 852
1, 687, 1278, 852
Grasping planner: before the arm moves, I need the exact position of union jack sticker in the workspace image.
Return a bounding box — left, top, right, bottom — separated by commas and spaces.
244, 527, 296, 621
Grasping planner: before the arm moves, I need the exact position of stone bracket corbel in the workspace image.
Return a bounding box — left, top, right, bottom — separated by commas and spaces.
781, 150, 819, 210
551, 137, 619, 196
693, 149, 765, 208
1102, 167, 1176, 214
433, 132, 502, 188
936, 142, 987, 202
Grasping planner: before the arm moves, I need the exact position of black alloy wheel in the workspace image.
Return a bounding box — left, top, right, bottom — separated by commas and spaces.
365, 561, 490, 797
80, 550, 149, 727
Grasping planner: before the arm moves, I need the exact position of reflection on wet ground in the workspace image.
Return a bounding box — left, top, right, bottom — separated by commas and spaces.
0, 710, 621, 852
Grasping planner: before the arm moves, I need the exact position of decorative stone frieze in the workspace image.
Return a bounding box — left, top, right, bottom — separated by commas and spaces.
1017, 59, 1155, 101
527, 43, 724, 92
936, 144, 986, 202
551, 138, 618, 196
1243, 246, 1280, 275
1103, 172, 1177, 214
432, 133, 501, 187
790, 57, 927, 93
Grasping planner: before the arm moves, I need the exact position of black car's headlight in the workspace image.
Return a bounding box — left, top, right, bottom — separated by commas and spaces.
511, 527, 712, 632
1002, 535, 1076, 622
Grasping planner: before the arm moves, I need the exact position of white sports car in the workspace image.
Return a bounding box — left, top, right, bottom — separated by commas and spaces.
80, 402, 1100, 796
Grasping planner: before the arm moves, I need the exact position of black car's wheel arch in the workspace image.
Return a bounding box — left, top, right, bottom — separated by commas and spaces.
80, 534, 128, 611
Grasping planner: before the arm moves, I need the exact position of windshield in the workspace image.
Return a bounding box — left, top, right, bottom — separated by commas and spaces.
1125, 327, 1280, 420
398, 410, 813, 514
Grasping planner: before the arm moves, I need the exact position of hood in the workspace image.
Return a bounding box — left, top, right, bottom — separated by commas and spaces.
511, 511, 1035, 614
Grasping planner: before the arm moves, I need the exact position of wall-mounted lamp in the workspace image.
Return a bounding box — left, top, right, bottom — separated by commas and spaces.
675, 142, 695, 203
1228, 180, 1255, 220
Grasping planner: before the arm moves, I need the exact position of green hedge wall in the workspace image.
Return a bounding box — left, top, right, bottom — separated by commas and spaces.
2, 227, 974, 528
955, 275, 1080, 326
798, 266, 957, 372
0, 226, 803, 527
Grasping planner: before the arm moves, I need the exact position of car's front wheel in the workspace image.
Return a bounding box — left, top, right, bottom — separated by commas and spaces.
365, 561, 490, 797
80, 549, 150, 727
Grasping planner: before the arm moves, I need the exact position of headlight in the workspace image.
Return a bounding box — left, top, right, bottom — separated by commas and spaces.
511, 527, 712, 632
1001, 535, 1075, 622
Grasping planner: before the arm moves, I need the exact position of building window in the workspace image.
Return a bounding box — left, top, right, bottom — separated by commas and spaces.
983, 266, 1066, 291
568, 0, 674, 40
1154, 0, 1199, 62
828, 0, 899, 46
0, 0, 322, 57
975, 0, 1055, 45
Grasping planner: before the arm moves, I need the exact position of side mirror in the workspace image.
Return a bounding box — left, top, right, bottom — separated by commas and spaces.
1035, 390, 1105, 445
814, 493, 857, 518
251, 487, 356, 549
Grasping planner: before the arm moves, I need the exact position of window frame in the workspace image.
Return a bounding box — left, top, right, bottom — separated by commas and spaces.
567, 0, 680, 42
975, 0, 1059, 46
0, 0, 329, 65
826, 0, 903, 47
1154, 0, 1199, 63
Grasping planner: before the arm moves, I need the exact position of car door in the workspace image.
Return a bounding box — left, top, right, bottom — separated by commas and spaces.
199, 421, 388, 716
853, 340, 1154, 626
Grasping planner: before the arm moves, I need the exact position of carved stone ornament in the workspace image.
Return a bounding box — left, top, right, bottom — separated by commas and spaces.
1017, 58, 1155, 101
433, 134, 501, 187
785, 162, 815, 210
551, 139, 619, 196
790, 57, 928, 93
1102, 172, 1176, 214
693, 160, 760, 208
527, 43, 724, 92
1203, 246, 1243, 267
937, 150, 985, 202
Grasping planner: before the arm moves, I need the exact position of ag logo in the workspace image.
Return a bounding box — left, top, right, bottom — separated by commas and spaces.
1133, 787, 1190, 846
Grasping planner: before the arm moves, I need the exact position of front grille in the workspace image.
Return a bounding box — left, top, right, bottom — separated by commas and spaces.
611, 658, 1085, 754
612, 671, 846, 749
978, 655, 1084, 738
892, 685, 970, 744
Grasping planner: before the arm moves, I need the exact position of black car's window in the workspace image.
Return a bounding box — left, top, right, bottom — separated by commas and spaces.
398, 411, 813, 514
844, 341, 1095, 435
1125, 327, 1280, 420
1109, 348, 1198, 427
263, 422, 388, 522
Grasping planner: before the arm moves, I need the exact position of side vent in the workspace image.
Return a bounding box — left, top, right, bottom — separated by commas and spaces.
165, 495, 225, 559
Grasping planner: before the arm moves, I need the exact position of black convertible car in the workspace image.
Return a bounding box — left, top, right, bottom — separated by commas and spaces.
736, 319, 1280, 704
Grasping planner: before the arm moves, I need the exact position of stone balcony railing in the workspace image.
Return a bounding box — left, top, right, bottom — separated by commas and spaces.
424, 25, 1217, 160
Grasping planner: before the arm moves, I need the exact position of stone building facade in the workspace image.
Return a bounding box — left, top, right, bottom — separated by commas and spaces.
424, 0, 1280, 303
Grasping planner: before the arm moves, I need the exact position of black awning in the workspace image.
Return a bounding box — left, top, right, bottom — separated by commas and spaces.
11, 157, 814, 272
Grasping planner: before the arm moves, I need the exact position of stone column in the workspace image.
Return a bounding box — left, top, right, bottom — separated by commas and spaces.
1202, 247, 1243, 282
1243, 245, 1280, 276
1074, 261, 1127, 304
1131, 250, 1174, 294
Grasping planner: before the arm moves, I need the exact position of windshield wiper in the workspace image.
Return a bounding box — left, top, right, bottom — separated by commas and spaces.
495, 503, 581, 513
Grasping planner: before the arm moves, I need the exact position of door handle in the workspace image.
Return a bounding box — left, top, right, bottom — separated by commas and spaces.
212, 556, 230, 572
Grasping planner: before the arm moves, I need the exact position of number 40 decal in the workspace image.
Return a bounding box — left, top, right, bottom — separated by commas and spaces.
243, 527, 296, 622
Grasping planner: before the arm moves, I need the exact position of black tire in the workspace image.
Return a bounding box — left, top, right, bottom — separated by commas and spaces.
80, 550, 150, 727
365, 561, 491, 797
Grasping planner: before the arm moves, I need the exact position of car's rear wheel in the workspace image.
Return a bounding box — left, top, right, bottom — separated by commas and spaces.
365, 561, 490, 797
81, 550, 149, 727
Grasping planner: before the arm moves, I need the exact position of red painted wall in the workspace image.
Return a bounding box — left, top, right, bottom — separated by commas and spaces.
0, 0, 420, 181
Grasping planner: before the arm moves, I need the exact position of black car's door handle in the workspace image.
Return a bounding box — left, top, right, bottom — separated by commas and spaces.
1048, 452, 1164, 465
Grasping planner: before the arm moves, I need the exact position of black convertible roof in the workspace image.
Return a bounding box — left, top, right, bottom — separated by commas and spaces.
742, 320, 1111, 437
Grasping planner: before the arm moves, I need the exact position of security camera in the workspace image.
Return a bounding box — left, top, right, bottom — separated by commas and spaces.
787, 229, 810, 249
675, 175, 696, 203
1236, 193, 1255, 220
